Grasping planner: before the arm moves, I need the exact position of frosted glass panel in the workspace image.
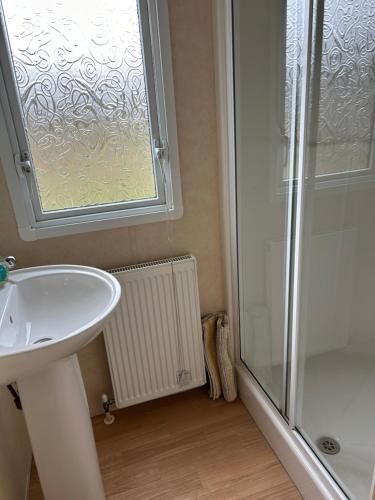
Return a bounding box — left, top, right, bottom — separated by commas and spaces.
285, 0, 375, 177
2, 0, 156, 212
315, 0, 375, 175
283, 0, 375, 179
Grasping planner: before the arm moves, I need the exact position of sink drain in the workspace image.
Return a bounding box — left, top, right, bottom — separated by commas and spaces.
317, 436, 340, 455
33, 337, 53, 344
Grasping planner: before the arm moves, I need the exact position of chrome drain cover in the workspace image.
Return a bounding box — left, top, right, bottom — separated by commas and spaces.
33, 337, 53, 344
317, 436, 340, 455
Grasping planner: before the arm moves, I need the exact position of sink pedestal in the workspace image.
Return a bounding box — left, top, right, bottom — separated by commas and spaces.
18, 354, 105, 500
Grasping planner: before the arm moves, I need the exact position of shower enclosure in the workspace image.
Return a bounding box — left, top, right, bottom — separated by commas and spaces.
231, 0, 375, 498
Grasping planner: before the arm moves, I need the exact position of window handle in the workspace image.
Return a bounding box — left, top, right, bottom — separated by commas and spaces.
154, 139, 173, 211
154, 139, 169, 161
15, 153, 32, 175
154, 139, 169, 183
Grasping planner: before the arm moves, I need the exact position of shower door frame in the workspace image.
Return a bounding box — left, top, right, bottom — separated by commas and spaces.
213, 1, 347, 498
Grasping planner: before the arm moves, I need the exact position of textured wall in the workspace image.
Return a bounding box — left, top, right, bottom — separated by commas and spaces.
0, 0, 223, 415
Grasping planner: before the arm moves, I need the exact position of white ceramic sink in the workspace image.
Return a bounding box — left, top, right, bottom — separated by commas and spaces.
0, 265, 121, 385
0, 264, 121, 500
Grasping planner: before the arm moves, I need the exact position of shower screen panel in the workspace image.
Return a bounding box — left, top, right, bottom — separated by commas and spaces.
233, 0, 302, 411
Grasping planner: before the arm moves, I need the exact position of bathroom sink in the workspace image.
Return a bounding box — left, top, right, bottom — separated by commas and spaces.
0, 264, 121, 499
0, 264, 121, 385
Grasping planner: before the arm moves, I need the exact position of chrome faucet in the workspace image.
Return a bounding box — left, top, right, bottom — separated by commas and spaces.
0, 256, 16, 284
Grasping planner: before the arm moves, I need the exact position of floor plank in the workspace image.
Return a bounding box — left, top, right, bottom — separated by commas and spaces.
28, 388, 301, 499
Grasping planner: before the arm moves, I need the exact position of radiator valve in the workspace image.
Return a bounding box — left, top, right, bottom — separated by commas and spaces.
101, 393, 115, 425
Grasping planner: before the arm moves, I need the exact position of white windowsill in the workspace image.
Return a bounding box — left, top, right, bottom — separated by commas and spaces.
18, 204, 183, 241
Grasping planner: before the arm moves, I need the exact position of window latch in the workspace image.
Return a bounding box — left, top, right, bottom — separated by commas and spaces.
154, 139, 173, 211
15, 153, 32, 176
154, 139, 169, 161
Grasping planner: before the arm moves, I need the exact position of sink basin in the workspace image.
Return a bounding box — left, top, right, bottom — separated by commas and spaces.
0, 264, 121, 500
0, 264, 121, 385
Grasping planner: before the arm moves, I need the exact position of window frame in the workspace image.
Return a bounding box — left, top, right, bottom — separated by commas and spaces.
0, 0, 182, 241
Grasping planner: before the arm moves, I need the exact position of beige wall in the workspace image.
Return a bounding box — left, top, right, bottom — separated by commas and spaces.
0, 0, 224, 415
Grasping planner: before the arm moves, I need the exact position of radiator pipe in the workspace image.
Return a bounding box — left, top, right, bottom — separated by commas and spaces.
101, 393, 115, 425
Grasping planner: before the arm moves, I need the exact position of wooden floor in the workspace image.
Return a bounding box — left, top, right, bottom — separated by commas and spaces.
29, 388, 301, 499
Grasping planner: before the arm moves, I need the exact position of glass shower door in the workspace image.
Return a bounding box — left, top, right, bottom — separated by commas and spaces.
233, 0, 302, 411
294, 1, 375, 498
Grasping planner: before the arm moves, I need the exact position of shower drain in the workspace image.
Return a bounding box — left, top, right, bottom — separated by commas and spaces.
317, 436, 341, 455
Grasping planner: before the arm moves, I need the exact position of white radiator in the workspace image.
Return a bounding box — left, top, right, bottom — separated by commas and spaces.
103, 255, 206, 408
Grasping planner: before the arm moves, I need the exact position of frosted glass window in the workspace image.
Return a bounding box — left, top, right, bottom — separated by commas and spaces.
314, 0, 375, 176
284, 0, 375, 179
2, 0, 156, 212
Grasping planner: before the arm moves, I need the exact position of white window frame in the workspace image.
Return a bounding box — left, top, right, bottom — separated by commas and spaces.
0, 0, 182, 241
